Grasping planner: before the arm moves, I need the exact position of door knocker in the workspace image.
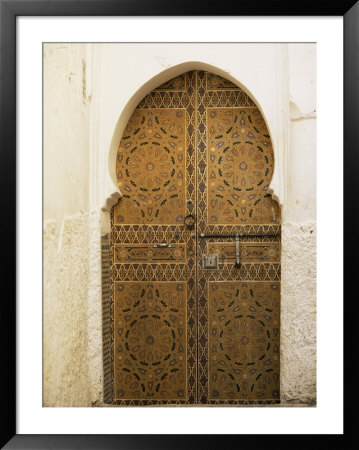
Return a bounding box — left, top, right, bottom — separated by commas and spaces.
184, 213, 196, 230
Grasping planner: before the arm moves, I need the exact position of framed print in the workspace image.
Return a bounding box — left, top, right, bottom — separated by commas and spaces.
1, 0, 356, 448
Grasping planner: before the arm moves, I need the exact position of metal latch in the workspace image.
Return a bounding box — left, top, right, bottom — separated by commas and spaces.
153, 243, 172, 248
235, 234, 241, 268
198, 231, 279, 269
203, 254, 218, 269
194, 231, 279, 269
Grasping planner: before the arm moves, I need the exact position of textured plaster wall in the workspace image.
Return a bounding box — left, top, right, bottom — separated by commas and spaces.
43, 215, 91, 406
43, 212, 103, 407
281, 222, 316, 404
43, 44, 103, 407
43, 43, 316, 406
279, 44, 317, 405
43, 44, 90, 237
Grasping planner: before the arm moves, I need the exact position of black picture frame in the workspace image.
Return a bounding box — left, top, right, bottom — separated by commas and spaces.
1, 1, 356, 448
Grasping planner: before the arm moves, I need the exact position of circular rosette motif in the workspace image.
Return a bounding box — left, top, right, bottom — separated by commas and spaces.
127, 146, 172, 190
115, 109, 186, 224
228, 146, 270, 189
127, 318, 174, 365
220, 318, 266, 364
206, 107, 280, 224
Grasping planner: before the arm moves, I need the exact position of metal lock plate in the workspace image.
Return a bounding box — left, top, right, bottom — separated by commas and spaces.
203, 254, 218, 269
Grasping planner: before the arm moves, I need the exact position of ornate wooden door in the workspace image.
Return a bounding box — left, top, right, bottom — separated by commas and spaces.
108, 71, 281, 405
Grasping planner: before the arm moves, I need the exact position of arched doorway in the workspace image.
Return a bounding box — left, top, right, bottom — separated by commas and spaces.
108, 70, 281, 405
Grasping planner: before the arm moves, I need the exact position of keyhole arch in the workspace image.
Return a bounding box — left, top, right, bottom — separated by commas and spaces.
105, 68, 282, 405
106, 63, 281, 213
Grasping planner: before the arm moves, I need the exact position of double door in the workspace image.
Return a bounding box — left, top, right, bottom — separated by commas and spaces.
110, 71, 281, 405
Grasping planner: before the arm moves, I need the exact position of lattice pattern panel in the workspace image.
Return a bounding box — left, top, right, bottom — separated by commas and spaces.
206, 73, 240, 90
116, 109, 186, 225
195, 70, 281, 404
207, 107, 280, 224
110, 72, 197, 405
114, 282, 187, 400
101, 234, 112, 404
208, 282, 280, 401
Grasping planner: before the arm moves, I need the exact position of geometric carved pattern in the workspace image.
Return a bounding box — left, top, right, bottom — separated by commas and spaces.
114, 282, 187, 400
116, 109, 186, 224
110, 262, 280, 283
207, 242, 280, 263
111, 71, 197, 405
109, 70, 281, 405
115, 244, 186, 262
206, 73, 240, 90
207, 108, 280, 224
194, 70, 281, 404
101, 233, 112, 404
156, 74, 186, 91
208, 282, 280, 401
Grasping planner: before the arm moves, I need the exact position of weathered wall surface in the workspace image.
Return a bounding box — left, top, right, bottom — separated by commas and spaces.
43, 43, 316, 406
43, 44, 90, 236
279, 44, 317, 404
43, 212, 103, 407
43, 216, 91, 406
43, 44, 103, 406
281, 222, 316, 404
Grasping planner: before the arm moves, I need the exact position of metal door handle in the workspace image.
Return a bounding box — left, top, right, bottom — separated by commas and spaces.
235, 234, 241, 268
153, 243, 172, 248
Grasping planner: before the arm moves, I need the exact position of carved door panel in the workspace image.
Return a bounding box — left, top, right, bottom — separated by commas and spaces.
195, 72, 281, 404
110, 72, 197, 405
109, 71, 281, 405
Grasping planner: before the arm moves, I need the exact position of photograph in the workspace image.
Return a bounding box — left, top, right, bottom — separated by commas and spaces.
2, 3, 353, 445
43, 42, 317, 408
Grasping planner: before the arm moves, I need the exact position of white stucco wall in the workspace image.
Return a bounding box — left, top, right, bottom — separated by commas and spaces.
43, 43, 316, 406
43, 44, 102, 406
280, 44, 316, 403
43, 44, 90, 235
